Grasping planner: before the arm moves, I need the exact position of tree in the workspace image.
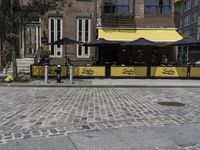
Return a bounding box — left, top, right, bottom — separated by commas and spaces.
0, 0, 66, 78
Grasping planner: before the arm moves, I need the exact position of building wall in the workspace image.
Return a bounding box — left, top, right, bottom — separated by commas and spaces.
0, 39, 2, 67
41, 0, 97, 65
98, 0, 177, 28
179, 0, 200, 38
197, 16, 200, 39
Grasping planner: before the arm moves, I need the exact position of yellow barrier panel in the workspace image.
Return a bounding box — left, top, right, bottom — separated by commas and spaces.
151, 67, 187, 77
31, 65, 67, 77
73, 66, 105, 77
190, 67, 200, 77
111, 67, 147, 77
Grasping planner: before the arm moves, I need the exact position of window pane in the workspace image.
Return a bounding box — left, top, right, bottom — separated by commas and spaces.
144, 0, 171, 15
85, 20, 89, 42
78, 46, 82, 55
85, 47, 88, 55
50, 19, 54, 55
57, 19, 61, 48
79, 19, 82, 41
104, 0, 129, 15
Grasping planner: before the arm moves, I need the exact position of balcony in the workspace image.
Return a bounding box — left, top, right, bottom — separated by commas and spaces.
101, 4, 135, 27
101, 15, 135, 27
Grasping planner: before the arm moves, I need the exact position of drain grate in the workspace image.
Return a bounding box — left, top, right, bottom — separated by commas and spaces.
157, 101, 185, 107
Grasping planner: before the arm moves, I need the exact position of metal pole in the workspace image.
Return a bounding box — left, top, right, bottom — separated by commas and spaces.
45, 65, 48, 84
69, 66, 73, 84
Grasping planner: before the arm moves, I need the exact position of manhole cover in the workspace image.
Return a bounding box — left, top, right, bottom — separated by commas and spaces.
157, 102, 185, 107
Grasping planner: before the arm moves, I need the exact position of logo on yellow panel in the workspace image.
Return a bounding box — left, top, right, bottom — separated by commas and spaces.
162, 68, 175, 75
122, 68, 135, 75
81, 68, 94, 75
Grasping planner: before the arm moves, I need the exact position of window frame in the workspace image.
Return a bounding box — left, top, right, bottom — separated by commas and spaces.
48, 17, 63, 58
76, 18, 91, 58
103, 0, 130, 16
144, 0, 172, 16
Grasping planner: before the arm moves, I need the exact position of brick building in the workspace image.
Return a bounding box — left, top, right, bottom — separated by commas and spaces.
1, 0, 184, 72
95, 0, 182, 66
179, 0, 200, 39
18, 0, 97, 68
177, 0, 200, 64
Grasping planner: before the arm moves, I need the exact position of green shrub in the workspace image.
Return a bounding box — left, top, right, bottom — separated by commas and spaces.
0, 66, 3, 72
40, 49, 50, 60
15, 73, 31, 82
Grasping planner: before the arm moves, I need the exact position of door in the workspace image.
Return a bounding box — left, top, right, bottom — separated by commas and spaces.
24, 24, 41, 58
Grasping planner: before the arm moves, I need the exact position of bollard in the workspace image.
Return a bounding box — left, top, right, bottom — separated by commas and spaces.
69, 66, 73, 84
45, 65, 48, 84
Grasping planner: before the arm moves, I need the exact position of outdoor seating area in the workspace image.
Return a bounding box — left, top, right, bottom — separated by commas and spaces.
30, 36, 200, 79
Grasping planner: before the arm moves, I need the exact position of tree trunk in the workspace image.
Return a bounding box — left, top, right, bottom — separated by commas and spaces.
11, 42, 17, 78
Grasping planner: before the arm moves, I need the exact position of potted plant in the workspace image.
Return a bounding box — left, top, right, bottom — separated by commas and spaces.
39, 49, 50, 65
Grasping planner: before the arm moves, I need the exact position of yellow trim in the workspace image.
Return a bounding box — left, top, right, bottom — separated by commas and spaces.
98, 28, 183, 42
111, 67, 147, 77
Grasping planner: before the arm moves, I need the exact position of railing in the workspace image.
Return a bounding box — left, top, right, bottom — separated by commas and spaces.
101, 15, 135, 27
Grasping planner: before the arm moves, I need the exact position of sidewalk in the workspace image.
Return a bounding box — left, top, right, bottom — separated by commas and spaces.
1, 78, 200, 87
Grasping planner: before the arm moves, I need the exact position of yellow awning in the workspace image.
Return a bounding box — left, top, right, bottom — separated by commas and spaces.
98, 28, 183, 42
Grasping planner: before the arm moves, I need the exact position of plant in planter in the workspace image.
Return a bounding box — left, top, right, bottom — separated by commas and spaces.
15, 73, 31, 82
39, 49, 50, 65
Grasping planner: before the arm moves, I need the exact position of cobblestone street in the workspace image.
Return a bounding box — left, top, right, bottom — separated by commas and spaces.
0, 87, 200, 149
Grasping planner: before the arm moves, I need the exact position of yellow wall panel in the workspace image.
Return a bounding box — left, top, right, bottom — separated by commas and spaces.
190, 67, 200, 77
151, 67, 187, 77
111, 67, 147, 77
73, 66, 105, 77
31, 65, 67, 77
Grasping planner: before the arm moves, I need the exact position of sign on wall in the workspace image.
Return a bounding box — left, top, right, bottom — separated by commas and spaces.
73, 66, 105, 77
111, 67, 147, 77
151, 67, 187, 77
31, 65, 67, 77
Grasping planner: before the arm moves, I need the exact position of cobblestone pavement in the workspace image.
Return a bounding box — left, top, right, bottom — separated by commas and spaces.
0, 87, 200, 149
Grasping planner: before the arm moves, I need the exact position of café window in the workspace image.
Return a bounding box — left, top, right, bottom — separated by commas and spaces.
103, 0, 129, 16
144, 0, 172, 15
76, 18, 91, 58
48, 17, 63, 57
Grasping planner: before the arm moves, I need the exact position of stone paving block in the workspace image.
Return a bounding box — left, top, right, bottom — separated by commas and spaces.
0, 86, 200, 148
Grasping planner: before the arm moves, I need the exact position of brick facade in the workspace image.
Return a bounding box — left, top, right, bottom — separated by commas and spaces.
40, 0, 97, 65
179, 0, 200, 39
1, 0, 181, 67
98, 0, 177, 28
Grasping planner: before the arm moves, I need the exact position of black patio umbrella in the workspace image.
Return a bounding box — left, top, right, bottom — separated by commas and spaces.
83, 38, 121, 47
170, 37, 200, 46
48, 37, 82, 66
123, 38, 159, 46
48, 37, 82, 45
170, 37, 200, 65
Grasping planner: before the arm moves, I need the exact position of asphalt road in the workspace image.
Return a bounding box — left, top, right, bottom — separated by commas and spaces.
0, 87, 200, 149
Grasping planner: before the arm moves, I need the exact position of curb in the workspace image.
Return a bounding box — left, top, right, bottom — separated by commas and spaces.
1, 83, 200, 88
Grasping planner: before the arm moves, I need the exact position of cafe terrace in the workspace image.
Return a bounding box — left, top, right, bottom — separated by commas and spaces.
31, 28, 200, 79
